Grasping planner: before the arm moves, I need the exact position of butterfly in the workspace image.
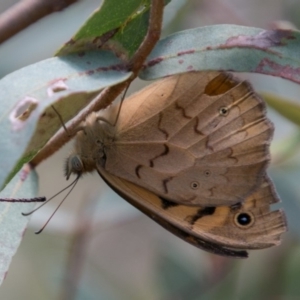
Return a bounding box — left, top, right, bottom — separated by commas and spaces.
65, 71, 287, 258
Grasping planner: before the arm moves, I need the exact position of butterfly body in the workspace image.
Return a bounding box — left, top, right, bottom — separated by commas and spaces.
65, 71, 287, 258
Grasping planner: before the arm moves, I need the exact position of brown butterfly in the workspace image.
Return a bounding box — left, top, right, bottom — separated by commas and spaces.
65, 72, 287, 258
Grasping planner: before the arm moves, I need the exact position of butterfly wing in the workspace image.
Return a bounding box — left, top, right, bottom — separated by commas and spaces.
98, 166, 287, 258
104, 72, 273, 206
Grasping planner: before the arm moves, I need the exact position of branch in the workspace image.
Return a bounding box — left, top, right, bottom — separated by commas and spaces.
30, 0, 163, 167
0, 0, 79, 45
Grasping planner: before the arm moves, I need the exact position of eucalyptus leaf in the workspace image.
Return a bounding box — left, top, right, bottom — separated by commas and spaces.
262, 92, 300, 126
0, 50, 132, 189
0, 167, 39, 285
57, 0, 151, 57
140, 25, 300, 84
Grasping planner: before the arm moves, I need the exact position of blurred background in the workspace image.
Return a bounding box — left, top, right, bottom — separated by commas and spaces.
1, 0, 300, 299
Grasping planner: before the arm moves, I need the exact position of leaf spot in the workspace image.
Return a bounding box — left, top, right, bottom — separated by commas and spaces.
47, 79, 68, 97
9, 96, 38, 130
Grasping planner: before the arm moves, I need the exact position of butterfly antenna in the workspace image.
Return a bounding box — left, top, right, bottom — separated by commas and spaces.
112, 82, 130, 127
34, 176, 79, 234
22, 175, 80, 216
0, 197, 46, 202
95, 82, 130, 127
51, 105, 70, 136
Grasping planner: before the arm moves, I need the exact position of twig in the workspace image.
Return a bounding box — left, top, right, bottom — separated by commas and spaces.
30, 0, 163, 168
0, 0, 79, 45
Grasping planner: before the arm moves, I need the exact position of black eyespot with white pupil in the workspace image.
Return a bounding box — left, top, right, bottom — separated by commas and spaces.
190, 181, 199, 190
237, 213, 251, 225
234, 212, 254, 228
219, 106, 229, 116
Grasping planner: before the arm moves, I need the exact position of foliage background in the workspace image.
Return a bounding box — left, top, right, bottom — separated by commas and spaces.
1, 0, 300, 299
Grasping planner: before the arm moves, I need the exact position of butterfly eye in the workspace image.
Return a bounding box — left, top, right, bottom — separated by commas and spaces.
219, 106, 229, 116
71, 156, 83, 173
190, 181, 199, 190
234, 212, 255, 228
65, 155, 84, 180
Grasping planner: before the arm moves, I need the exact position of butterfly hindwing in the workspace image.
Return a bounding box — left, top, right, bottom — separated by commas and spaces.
98, 167, 286, 257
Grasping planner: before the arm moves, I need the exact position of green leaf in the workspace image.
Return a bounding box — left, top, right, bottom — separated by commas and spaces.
140, 24, 300, 84
57, 0, 171, 58
0, 50, 132, 189
0, 167, 39, 285
57, 0, 151, 58
262, 92, 300, 126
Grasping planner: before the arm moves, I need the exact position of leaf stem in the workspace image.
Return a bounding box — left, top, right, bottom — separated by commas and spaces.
30, 0, 163, 168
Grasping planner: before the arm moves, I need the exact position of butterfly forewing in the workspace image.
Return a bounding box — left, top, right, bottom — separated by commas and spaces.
103, 72, 273, 206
